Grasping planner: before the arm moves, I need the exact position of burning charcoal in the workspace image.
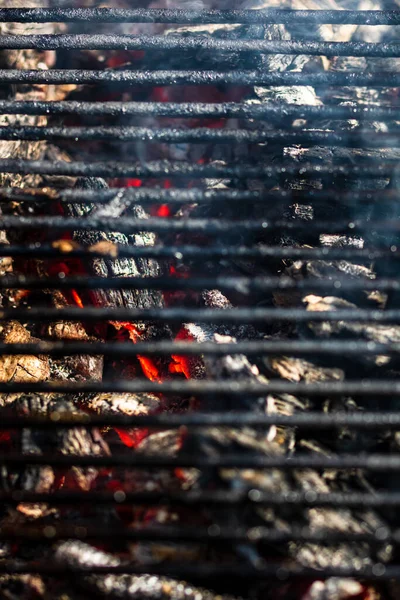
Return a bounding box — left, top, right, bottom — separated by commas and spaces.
0, 0, 58, 190
201, 290, 259, 340
0, 321, 50, 406
136, 430, 181, 457
54, 540, 242, 600
288, 460, 393, 571
288, 0, 360, 44
56, 176, 173, 380
301, 579, 364, 600
169, 322, 210, 380
161, 21, 265, 71
68, 178, 170, 333
202, 332, 270, 413
0, 574, 46, 600
183, 424, 392, 572
87, 392, 161, 448
88, 392, 160, 417
111, 436, 184, 496
45, 321, 104, 383
303, 294, 400, 368
1, 394, 110, 514
130, 541, 204, 568
273, 257, 377, 309
252, 26, 322, 118
0, 229, 12, 295
266, 356, 344, 384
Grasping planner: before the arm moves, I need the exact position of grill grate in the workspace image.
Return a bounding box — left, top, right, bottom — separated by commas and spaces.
0, 4, 400, 598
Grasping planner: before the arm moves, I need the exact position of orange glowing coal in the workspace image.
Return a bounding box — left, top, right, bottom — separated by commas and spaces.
71, 289, 84, 308
169, 327, 194, 380
111, 321, 161, 383
115, 427, 149, 448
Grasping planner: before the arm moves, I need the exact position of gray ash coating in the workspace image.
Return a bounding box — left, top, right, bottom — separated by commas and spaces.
55, 541, 242, 600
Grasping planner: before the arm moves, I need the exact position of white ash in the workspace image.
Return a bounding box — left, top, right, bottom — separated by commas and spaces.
54, 541, 242, 600
301, 578, 363, 600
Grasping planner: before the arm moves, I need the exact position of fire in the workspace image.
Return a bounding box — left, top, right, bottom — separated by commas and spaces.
155, 204, 170, 217
111, 321, 161, 383
12, 289, 30, 303
47, 260, 85, 309
169, 327, 195, 379
126, 179, 142, 188
115, 427, 149, 448
71, 289, 84, 308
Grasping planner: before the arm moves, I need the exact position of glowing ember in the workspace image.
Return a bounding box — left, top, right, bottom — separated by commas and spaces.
115, 427, 149, 448
111, 321, 161, 382
169, 327, 195, 379
13, 289, 30, 303
47, 261, 85, 308
151, 87, 170, 102
126, 179, 142, 188
71, 289, 84, 308
106, 50, 145, 69
155, 204, 170, 217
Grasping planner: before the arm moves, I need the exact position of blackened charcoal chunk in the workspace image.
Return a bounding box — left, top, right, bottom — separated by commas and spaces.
2, 394, 110, 494
261, 24, 311, 74
161, 22, 265, 70
303, 294, 400, 345
67, 178, 170, 323
54, 540, 242, 600
67, 176, 108, 219
76, 176, 108, 191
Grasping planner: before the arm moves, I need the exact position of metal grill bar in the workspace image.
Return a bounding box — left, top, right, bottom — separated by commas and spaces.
0, 561, 394, 580
0, 159, 392, 178
1, 215, 398, 235
0, 101, 395, 121
2, 126, 399, 147
0, 379, 399, 396
0, 7, 397, 25
0, 244, 391, 262
0, 340, 398, 358
1, 411, 400, 430
0, 489, 398, 508
0, 306, 399, 324
2, 35, 400, 58
0, 275, 397, 293
3, 452, 400, 470
2, 187, 395, 208
0, 524, 393, 544
0, 69, 398, 87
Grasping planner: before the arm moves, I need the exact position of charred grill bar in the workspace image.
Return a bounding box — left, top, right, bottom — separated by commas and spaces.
0, 4, 399, 600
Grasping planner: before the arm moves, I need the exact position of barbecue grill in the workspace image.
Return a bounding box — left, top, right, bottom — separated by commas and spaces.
0, 4, 400, 600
